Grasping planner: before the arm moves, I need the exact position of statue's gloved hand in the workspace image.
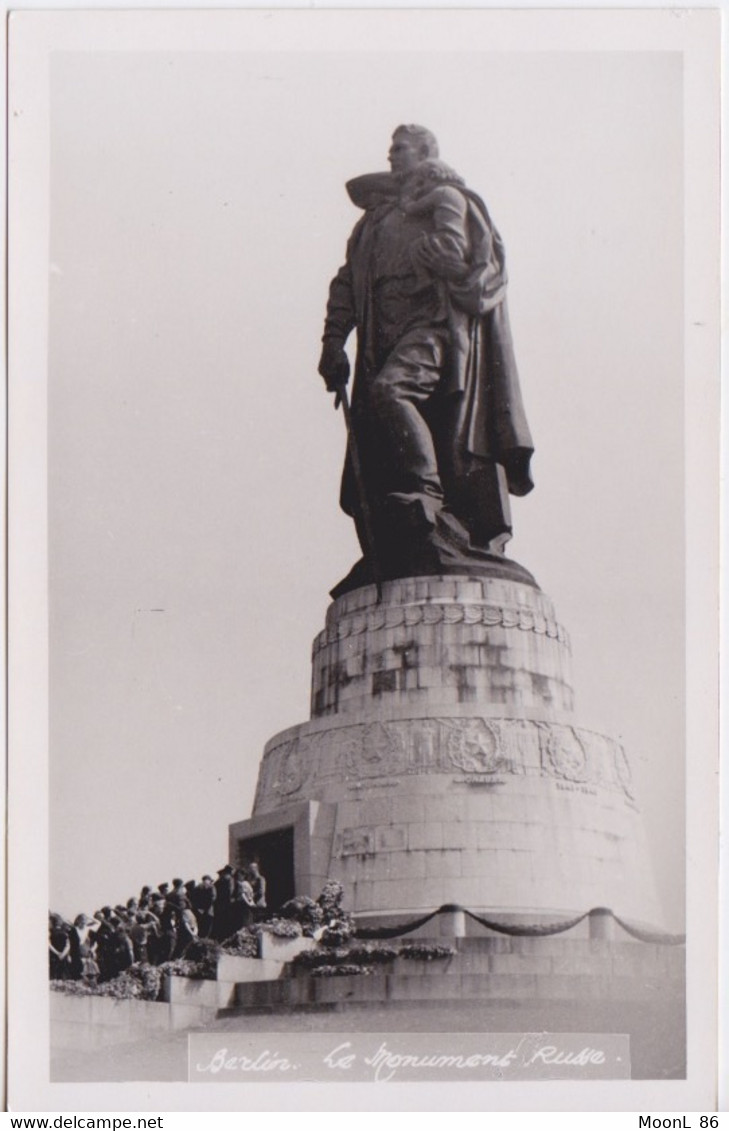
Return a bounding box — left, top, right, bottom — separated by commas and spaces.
318, 340, 350, 391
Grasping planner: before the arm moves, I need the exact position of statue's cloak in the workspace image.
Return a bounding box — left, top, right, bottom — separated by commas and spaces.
341, 172, 534, 548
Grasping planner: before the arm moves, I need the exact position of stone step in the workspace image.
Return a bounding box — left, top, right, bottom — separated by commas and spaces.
233, 966, 684, 1012
292, 953, 683, 980
370, 935, 681, 956
289, 941, 684, 980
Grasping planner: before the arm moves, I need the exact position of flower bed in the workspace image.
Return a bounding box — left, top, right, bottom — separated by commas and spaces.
292, 940, 455, 976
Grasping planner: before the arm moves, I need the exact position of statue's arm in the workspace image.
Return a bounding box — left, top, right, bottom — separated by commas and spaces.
322, 262, 356, 344
319, 260, 355, 390
410, 185, 470, 281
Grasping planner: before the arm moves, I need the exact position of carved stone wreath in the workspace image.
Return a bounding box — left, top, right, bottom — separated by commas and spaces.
273, 737, 316, 797
546, 726, 591, 783
271, 740, 301, 796
445, 718, 502, 773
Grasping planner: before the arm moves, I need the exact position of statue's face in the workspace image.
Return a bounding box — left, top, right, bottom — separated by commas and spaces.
388, 133, 426, 176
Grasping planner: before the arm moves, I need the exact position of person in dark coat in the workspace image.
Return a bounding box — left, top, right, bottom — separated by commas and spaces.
165, 879, 187, 911
213, 866, 235, 942
107, 911, 134, 976
158, 897, 179, 963
145, 896, 167, 965
191, 875, 216, 939
49, 914, 71, 980
92, 908, 117, 982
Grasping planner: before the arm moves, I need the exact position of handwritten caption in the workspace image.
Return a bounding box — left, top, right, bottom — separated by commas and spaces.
189, 1032, 630, 1083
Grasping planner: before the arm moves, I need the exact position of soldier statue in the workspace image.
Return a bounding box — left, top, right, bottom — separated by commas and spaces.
318, 125, 534, 594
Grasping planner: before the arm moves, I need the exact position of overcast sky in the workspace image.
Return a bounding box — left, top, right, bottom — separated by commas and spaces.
47, 45, 685, 923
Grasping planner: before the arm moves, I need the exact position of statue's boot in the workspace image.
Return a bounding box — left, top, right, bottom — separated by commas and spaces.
330, 491, 537, 597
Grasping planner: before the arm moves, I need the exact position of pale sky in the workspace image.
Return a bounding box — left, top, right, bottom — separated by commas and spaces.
47, 46, 685, 923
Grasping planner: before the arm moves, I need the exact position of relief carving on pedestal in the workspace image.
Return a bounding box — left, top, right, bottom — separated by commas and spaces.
271, 735, 318, 798
272, 739, 302, 796
253, 753, 276, 810
314, 601, 569, 652
346, 720, 408, 778
338, 827, 375, 856
443, 718, 506, 774
411, 720, 439, 769
544, 725, 591, 783
255, 716, 635, 809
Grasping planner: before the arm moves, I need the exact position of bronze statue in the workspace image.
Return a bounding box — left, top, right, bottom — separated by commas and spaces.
318, 125, 535, 595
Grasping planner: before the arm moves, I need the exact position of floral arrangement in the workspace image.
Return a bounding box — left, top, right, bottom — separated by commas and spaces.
310, 964, 375, 978
256, 917, 303, 939
181, 938, 223, 978
347, 944, 400, 964
279, 895, 325, 936
51, 963, 164, 1001
50, 979, 100, 998
293, 943, 398, 970
221, 927, 259, 958
316, 880, 355, 947
291, 946, 350, 970
398, 943, 456, 962
291, 939, 455, 976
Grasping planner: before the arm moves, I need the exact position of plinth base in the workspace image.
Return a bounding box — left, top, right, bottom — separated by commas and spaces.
330, 550, 539, 599
232, 575, 666, 931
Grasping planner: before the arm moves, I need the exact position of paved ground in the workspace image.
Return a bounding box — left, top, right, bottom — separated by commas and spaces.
52, 1002, 496, 1083
51, 998, 685, 1083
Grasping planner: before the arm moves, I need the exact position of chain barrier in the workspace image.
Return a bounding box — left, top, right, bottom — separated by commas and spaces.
354, 904, 685, 944
463, 908, 589, 936
354, 907, 442, 939
610, 912, 686, 946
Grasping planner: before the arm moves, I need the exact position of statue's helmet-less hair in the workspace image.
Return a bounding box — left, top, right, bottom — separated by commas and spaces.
393, 124, 439, 159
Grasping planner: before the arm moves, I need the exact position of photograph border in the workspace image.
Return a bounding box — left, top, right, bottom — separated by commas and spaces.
6, 6, 722, 1113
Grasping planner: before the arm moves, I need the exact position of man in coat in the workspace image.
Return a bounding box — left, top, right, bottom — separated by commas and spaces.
191, 875, 216, 939
318, 125, 534, 589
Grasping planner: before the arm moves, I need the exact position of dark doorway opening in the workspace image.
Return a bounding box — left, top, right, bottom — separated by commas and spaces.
235, 826, 295, 912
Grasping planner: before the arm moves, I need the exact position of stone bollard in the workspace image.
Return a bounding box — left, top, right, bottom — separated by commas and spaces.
438, 905, 467, 938
589, 907, 615, 940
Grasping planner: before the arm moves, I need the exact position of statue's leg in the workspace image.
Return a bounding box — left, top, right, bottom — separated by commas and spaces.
367, 331, 445, 504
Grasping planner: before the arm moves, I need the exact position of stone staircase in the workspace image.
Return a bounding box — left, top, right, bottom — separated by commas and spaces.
228, 935, 684, 1014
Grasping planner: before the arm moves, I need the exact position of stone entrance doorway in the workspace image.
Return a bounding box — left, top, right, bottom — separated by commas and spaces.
235, 826, 295, 912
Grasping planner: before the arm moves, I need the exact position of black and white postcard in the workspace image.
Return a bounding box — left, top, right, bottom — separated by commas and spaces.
6, 7, 722, 1115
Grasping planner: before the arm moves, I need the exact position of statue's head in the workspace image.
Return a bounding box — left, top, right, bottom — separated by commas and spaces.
389, 124, 439, 176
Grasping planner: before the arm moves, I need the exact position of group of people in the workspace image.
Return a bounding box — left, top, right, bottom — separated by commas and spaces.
49, 861, 268, 984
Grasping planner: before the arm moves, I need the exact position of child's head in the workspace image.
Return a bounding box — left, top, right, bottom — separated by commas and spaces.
410, 158, 464, 191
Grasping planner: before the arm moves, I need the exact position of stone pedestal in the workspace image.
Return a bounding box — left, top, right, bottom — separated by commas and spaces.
230, 574, 664, 928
